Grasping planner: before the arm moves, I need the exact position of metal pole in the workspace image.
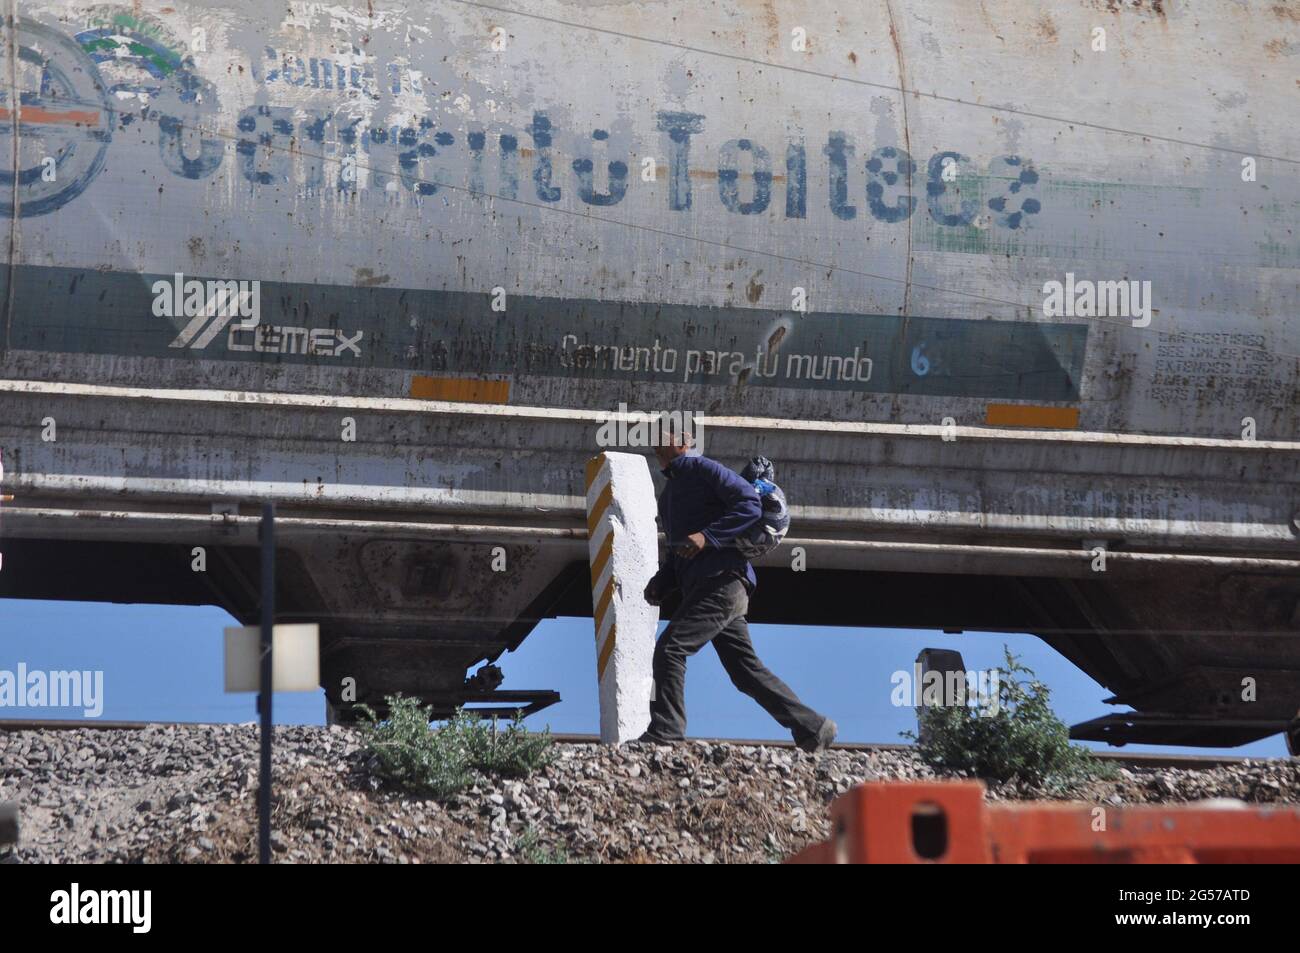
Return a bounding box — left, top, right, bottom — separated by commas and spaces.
0, 801, 18, 849
258, 501, 275, 865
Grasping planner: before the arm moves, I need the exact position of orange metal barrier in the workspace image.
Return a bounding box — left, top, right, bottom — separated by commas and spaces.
786, 781, 1300, 864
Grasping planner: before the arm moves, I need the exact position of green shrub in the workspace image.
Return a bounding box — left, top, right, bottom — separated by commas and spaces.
357, 695, 555, 798
513, 826, 572, 864
465, 712, 557, 778
357, 695, 474, 798
902, 646, 1115, 790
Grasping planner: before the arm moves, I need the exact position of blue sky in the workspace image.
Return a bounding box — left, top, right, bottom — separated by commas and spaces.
0, 597, 1287, 757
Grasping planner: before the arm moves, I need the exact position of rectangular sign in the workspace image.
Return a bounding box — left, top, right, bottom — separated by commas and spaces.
223, 623, 320, 693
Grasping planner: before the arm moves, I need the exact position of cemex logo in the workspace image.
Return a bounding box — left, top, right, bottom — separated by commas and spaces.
154, 272, 260, 338
155, 272, 363, 358
50, 884, 151, 933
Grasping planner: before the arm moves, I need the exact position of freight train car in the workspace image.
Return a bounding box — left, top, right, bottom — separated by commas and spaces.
0, 0, 1297, 748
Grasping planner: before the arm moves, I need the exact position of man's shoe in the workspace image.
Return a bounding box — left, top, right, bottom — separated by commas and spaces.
633, 731, 675, 745
796, 718, 837, 753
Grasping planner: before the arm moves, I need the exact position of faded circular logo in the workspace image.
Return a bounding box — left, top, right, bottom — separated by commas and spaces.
0, 19, 113, 217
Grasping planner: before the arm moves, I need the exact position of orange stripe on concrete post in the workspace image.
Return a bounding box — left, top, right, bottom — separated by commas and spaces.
584, 451, 659, 744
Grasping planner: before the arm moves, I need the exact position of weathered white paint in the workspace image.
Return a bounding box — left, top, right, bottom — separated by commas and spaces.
585, 451, 657, 743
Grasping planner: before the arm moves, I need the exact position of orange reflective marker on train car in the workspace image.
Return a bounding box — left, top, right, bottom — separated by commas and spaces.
410, 375, 510, 404
985, 403, 1080, 429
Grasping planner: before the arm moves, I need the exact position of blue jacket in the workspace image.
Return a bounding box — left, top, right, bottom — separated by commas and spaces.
649, 454, 762, 597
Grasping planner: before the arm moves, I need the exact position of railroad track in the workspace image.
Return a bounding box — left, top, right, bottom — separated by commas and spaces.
0, 718, 1272, 770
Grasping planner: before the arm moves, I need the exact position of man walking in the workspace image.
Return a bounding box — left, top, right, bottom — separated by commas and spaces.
638, 428, 836, 751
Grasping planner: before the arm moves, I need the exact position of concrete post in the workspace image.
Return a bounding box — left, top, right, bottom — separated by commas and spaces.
915, 647, 967, 744
584, 451, 659, 743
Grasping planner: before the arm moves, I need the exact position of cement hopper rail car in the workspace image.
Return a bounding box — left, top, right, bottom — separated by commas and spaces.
0, 1, 1297, 750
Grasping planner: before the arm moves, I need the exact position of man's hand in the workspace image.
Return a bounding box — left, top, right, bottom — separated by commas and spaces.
675, 532, 708, 559
643, 579, 663, 606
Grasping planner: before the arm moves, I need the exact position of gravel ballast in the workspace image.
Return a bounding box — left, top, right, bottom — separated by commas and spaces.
2, 724, 1298, 864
